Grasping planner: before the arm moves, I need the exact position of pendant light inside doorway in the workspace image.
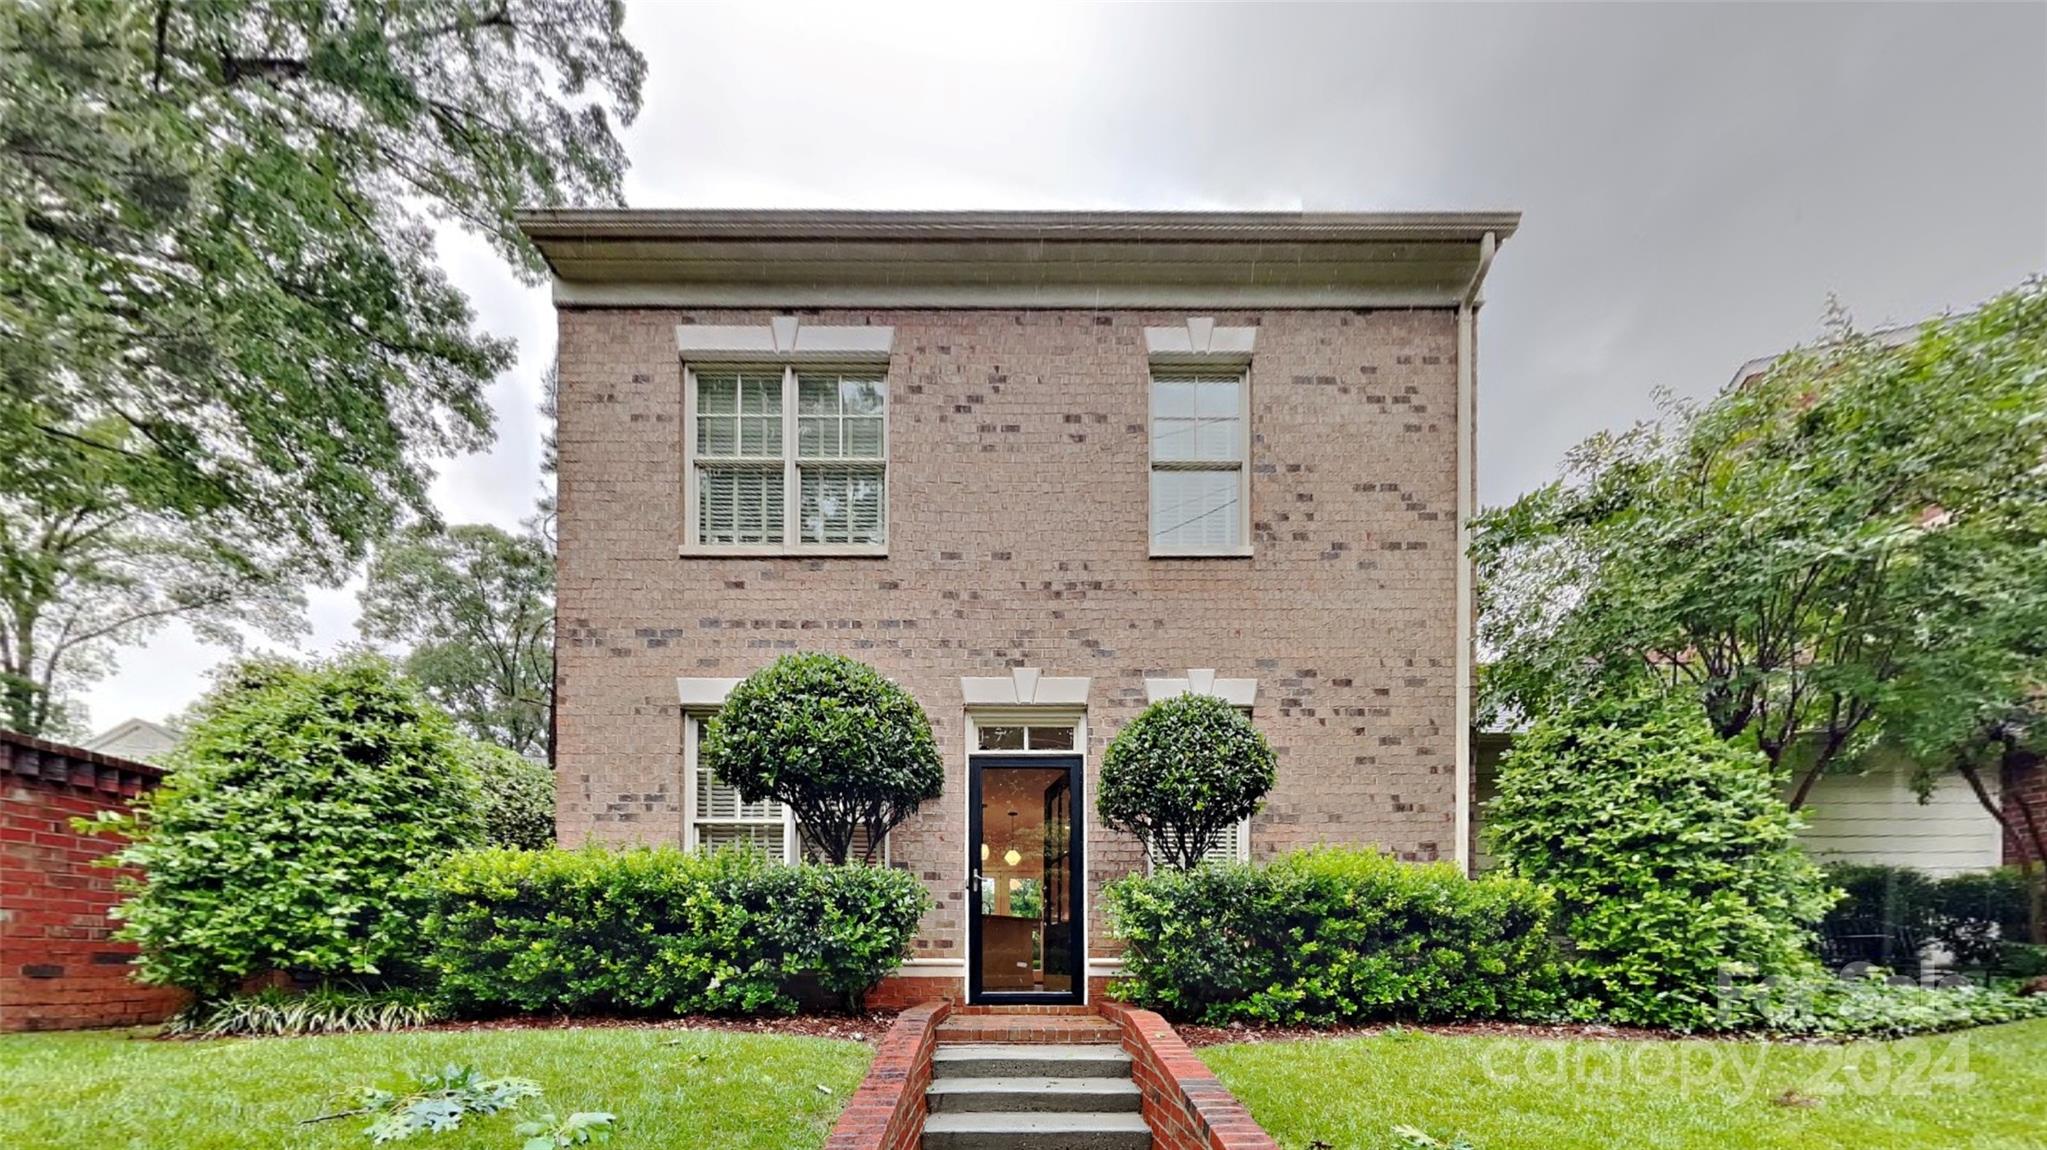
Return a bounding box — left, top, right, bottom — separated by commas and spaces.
1003, 810, 1022, 868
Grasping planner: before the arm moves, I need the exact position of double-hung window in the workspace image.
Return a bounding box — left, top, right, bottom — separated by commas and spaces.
687, 366, 888, 552
683, 715, 795, 860
1149, 371, 1249, 555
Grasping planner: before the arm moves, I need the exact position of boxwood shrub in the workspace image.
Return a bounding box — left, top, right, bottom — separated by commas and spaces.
1104, 847, 1558, 1025
422, 846, 929, 1014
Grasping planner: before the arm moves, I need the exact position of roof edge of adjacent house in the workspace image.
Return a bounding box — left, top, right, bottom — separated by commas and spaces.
516, 208, 1520, 309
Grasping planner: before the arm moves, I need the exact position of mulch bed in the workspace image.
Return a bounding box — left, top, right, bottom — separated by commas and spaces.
1174, 1019, 1687, 1048
418, 1011, 901, 1045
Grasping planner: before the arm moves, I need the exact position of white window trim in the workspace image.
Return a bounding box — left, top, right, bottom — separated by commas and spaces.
1147, 365, 1254, 558
683, 712, 798, 863
681, 363, 891, 557
678, 677, 892, 864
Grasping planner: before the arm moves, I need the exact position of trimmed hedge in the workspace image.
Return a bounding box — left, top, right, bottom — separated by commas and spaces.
421, 847, 929, 1014
1823, 861, 2036, 972
1104, 848, 1558, 1025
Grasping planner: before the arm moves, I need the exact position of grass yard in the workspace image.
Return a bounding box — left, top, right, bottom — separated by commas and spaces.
1203, 1019, 2047, 1150
0, 1025, 871, 1150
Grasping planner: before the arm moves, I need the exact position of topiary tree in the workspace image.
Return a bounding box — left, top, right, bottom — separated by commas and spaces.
702, 653, 943, 865
461, 740, 555, 850
1098, 693, 1276, 871
84, 655, 484, 999
1485, 690, 1837, 1030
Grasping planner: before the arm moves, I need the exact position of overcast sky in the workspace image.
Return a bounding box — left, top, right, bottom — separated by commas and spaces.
81, 1, 2047, 732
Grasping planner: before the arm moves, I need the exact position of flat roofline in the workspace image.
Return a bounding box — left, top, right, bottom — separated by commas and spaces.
515, 207, 1521, 245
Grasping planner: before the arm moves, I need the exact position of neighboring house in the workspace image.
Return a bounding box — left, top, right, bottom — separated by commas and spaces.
1470, 735, 2005, 878
526, 208, 1513, 1005
80, 718, 180, 766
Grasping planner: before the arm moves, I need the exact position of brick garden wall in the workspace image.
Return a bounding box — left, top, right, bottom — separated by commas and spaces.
554, 306, 1467, 964
822, 1001, 949, 1150
0, 730, 183, 1031
1098, 1000, 1277, 1150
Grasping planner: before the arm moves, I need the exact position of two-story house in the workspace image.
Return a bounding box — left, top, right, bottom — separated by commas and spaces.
524, 209, 1514, 1006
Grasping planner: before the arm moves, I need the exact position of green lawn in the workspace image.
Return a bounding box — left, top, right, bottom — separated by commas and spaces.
0, 1026, 871, 1150
1203, 1019, 2047, 1150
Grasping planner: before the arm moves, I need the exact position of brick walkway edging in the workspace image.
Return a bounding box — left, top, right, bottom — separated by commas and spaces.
822, 1001, 950, 1150
1098, 1001, 1280, 1150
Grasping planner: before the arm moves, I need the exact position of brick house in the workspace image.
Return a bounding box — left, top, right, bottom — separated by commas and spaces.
525, 209, 1513, 1005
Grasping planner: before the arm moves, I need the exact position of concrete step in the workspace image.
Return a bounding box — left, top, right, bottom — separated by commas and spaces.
927, 1076, 1143, 1114
932, 1044, 1133, 1079
921, 1111, 1152, 1150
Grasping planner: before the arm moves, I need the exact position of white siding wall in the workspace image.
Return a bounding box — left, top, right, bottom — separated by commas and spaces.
1795, 756, 2004, 877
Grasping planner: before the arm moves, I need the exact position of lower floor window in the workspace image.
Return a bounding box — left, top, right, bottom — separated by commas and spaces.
683, 715, 888, 863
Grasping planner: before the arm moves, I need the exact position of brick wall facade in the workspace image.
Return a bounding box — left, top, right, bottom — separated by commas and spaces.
554, 305, 1466, 971
1, 730, 184, 1031
2004, 757, 2045, 867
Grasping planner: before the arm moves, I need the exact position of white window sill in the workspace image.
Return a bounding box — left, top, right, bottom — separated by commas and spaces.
680, 543, 888, 558
1149, 545, 1255, 559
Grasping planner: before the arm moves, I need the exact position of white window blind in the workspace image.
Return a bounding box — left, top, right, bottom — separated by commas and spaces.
1150, 373, 1247, 553
685, 717, 793, 861
687, 367, 887, 550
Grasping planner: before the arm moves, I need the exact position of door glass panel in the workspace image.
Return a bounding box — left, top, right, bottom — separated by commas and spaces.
976, 765, 1074, 995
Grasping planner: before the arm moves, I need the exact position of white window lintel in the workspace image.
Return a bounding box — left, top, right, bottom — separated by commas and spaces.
960, 667, 1092, 708
676, 317, 894, 364
1144, 669, 1258, 708
676, 677, 743, 710
1143, 316, 1257, 367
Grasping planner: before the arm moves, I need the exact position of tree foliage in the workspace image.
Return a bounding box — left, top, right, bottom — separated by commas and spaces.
0, 1, 641, 732
463, 738, 556, 850
358, 523, 554, 758
701, 653, 944, 865
1475, 281, 2047, 805
85, 655, 484, 998
1485, 691, 1836, 1030
1097, 693, 1277, 871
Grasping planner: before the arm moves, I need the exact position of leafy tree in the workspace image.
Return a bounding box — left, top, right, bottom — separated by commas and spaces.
702, 653, 944, 865
1097, 693, 1276, 871
463, 738, 556, 849
0, 1, 641, 732
358, 523, 554, 758
1894, 693, 2047, 943
84, 655, 484, 999
1485, 690, 1836, 1030
0, 420, 303, 735
1475, 282, 2047, 807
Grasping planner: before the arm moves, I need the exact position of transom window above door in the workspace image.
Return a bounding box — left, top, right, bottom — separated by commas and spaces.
686, 365, 888, 554
975, 723, 1077, 752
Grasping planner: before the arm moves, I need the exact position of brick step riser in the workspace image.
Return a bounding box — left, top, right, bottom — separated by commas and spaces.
932, 1056, 1133, 1079
936, 1026, 1122, 1045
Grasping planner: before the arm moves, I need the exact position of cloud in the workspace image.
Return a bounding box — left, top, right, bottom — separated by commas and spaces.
78, 1, 2047, 731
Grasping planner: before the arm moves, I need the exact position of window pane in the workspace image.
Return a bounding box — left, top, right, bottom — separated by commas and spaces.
798, 374, 840, 414
696, 822, 787, 856
697, 374, 739, 414
1153, 379, 1198, 418
1195, 379, 1241, 418
978, 725, 1025, 751
1026, 726, 1075, 751
798, 416, 840, 458
799, 464, 885, 545
843, 416, 884, 458
1194, 416, 1239, 460
698, 467, 785, 545
740, 374, 782, 414
1152, 416, 1197, 460
841, 378, 886, 415
740, 416, 781, 456
1151, 468, 1242, 551
698, 415, 738, 457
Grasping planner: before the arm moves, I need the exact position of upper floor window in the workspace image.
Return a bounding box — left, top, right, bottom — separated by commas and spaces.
686, 366, 888, 553
1149, 371, 1249, 556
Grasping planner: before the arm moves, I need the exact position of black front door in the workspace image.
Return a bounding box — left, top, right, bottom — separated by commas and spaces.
968, 755, 1084, 1004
